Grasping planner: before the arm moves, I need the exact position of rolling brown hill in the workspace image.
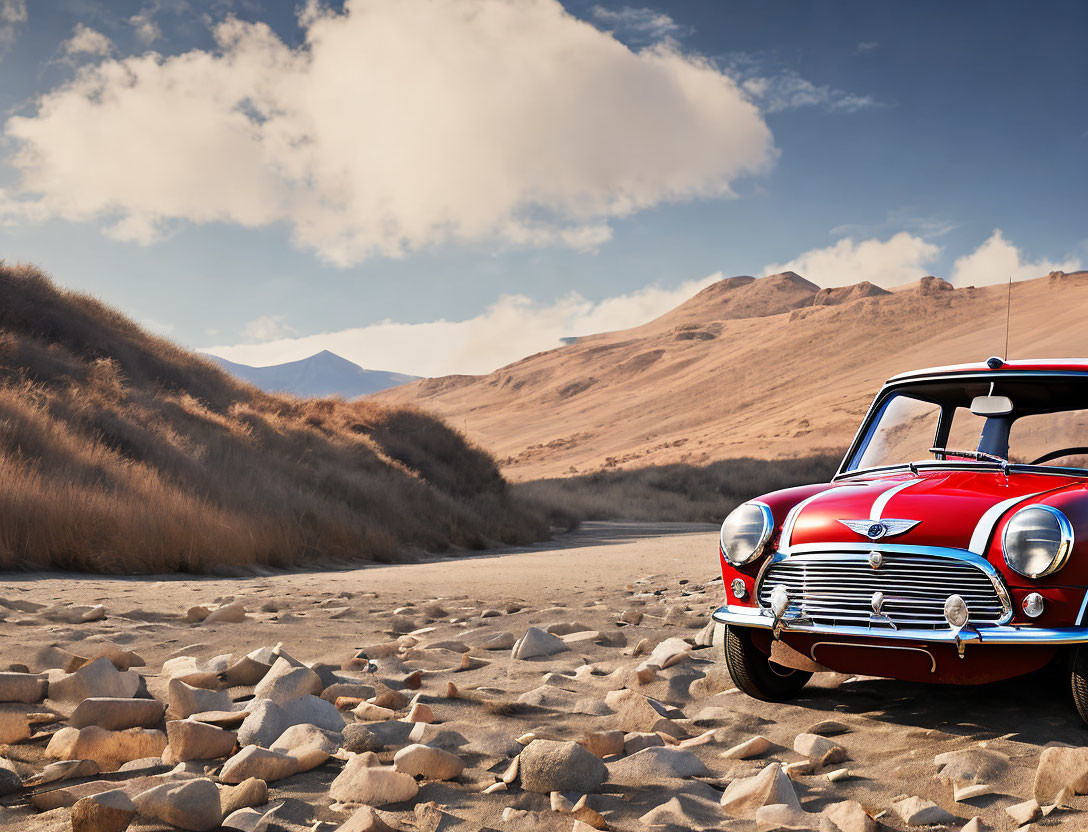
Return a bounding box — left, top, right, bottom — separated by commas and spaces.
376, 269, 1088, 480
0, 263, 549, 572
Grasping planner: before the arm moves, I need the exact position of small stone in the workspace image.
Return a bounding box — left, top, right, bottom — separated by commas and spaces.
203, 602, 247, 624
337, 805, 398, 832
219, 777, 268, 815
353, 702, 396, 721
721, 763, 802, 818
721, 736, 772, 760
501, 756, 519, 784
329, 758, 419, 806
72, 698, 165, 731
793, 733, 847, 766
954, 783, 991, 802
168, 679, 233, 720
826, 768, 851, 783
805, 720, 849, 736
405, 702, 434, 723
892, 796, 959, 826
393, 744, 465, 780
0, 672, 46, 703
623, 731, 665, 755
70, 788, 136, 832
132, 777, 222, 831
253, 657, 322, 704
219, 745, 300, 784
166, 719, 236, 762
821, 800, 877, 832
607, 746, 709, 786
343, 723, 383, 753
1033, 745, 1088, 803
550, 791, 574, 813
321, 683, 377, 704
518, 739, 608, 794
185, 606, 210, 623
580, 730, 625, 759
619, 609, 643, 626
1006, 799, 1041, 825
755, 802, 815, 831
269, 723, 341, 771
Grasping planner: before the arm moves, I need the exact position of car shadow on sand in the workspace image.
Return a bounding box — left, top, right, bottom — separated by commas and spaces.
794, 667, 1088, 745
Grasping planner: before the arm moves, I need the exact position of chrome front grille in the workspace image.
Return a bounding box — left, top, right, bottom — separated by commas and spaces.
757, 551, 1011, 630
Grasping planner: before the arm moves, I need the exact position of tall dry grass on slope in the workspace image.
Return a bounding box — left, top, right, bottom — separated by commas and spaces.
0, 263, 549, 573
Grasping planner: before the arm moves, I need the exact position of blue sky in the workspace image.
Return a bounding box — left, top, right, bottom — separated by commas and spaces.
0, 0, 1085, 375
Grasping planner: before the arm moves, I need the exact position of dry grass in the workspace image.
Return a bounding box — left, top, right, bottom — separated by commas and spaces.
0, 263, 550, 573
513, 455, 840, 525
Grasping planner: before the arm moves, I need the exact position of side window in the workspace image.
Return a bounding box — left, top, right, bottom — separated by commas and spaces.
854, 395, 942, 470
1011, 410, 1088, 466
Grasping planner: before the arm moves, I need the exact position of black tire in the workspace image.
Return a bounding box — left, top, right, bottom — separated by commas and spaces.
1070, 646, 1088, 727
724, 625, 812, 702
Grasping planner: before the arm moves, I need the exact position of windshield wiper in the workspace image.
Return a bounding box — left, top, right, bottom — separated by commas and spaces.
928, 447, 1008, 464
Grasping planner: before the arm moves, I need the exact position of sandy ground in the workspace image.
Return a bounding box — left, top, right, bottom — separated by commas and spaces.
1, 521, 1085, 830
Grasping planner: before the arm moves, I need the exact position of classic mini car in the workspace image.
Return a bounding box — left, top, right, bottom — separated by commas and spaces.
713, 358, 1088, 723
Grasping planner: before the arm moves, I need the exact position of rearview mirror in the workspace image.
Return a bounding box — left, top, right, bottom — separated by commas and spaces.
971, 395, 1013, 417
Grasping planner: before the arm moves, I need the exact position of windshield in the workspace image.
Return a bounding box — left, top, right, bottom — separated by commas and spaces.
844, 374, 1088, 473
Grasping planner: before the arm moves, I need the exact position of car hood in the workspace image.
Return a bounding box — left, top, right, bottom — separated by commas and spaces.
785, 469, 1082, 553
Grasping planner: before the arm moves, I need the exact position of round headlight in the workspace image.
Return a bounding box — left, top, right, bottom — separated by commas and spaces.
720, 502, 773, 565
1002, 505, 1073, 578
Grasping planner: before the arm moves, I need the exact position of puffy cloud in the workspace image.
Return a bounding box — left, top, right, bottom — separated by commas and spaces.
64, 24, 113, 57
1, 0, 775, 265
243, 314, 298, 341
764, 232, 940, 288
203, 273, 721, 376
129, 12, 160, 44
950, 229, 1081, 287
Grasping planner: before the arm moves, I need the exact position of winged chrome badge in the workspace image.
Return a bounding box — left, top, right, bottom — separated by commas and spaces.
838, 518, 920, 540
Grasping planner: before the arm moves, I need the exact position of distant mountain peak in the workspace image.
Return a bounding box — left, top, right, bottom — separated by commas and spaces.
205, 350, 417, 399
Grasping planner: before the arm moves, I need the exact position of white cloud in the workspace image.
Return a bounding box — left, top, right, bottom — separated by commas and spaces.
64, 24, 113, 57
243, 314, 297, 341
1, 0, 774, 266
950, 229, 1081, 287
129, 12, 160, 44
590, 6, 692, 41
0, 0, 26, 50
764, 232, 940, 288
203, 273, 721, 376
741, 70, 878, 114
856, 41, 879, 53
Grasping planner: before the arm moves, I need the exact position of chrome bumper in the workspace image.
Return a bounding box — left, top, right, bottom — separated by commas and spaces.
712, 604, 1088, 646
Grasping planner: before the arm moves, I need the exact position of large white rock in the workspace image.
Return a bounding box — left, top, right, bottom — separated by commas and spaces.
892, 796, 959, 827
607, 746, 709, 786
49, 658, 140, 703
1033, 746, 1088, 802
518, 739, 608, 794
329, 758, 419, 806
393, 744, 465, 780
219, 745, 299, 784
269, 723, 341, 771
71, 698, 165, 731
253, 657, 322, 704
46, 726, 166, 772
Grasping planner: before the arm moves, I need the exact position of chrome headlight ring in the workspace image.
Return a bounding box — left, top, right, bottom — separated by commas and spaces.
720, 501, 774, 566
1002, 504, 1074, 579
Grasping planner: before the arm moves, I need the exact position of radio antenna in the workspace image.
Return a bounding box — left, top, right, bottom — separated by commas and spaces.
1003, 275, 1012, 360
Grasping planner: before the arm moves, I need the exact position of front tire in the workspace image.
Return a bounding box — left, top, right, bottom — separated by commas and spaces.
1069, 646, 1088, 726
725, 625, 812, 702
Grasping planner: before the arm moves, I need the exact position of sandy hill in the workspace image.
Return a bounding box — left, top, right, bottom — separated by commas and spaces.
0, 264, 546, 572
206, 350, 418, 398
376, 269, 1088, 480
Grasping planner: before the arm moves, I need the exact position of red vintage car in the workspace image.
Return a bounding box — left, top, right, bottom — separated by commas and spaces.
714, 358, 1088, 723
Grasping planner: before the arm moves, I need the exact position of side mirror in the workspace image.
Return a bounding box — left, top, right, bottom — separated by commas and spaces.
971, 395, 1013, 417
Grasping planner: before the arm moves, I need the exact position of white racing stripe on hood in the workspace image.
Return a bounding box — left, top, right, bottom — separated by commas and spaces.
967, 491, 1048, 555
869, 478, 922, 520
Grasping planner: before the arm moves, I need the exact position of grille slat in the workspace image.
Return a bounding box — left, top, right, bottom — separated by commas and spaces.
757, 551, 1008, 630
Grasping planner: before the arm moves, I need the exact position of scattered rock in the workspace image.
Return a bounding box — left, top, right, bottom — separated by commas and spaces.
253, 657, 322, 704
49, 658, 140, 703
46, 726, 167, 772
518, 739, 608, 794
607, 746, 709, 786
220, 745, 300, 784
1006, 799, 1041, 825
580, 730, 625, 759
343, 723, 384, 753
793, 733, 847, 766
1033, 746, 1088, 802
0, 672, 46, 703
132, 777, 223, 831
269, 723, 341, 771
721, 763, 801, 818
219, 777, 268, 815
393, 743, 465, 780
511, 628, 569, 660
71, 698, 165, 731
721, 736, 772, 760
203, 602, 247, 625
892, 796, 959, 826
165, 719, 236, 762
70, 788, 137, 832
329, 758, 419, 806
336, 805, 398, 832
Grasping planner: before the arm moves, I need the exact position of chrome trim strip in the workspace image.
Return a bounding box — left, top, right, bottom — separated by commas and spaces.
759, 544, 1014, 626
711, 605, 1088, 645
968, 492, 1047, 554
810, 641, 937, 673
870, 479, 920, 520
1077, 590, 1088, 626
